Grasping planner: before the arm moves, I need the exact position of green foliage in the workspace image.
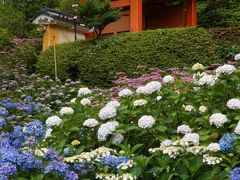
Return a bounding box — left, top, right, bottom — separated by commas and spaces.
77, 0, 121, 35
58, 0, 80, 14
0, 29, 13, 52
0, 4, 23, 37
198, 0, 240, 28
37, 28, 221, 87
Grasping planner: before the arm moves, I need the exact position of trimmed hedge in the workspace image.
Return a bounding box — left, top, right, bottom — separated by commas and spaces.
37, 28, 221, 87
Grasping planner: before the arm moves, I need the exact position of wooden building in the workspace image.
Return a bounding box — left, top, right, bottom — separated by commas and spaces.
98, 0, 197, 35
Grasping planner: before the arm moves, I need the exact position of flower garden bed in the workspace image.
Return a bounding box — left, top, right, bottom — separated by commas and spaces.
1, 54, 240, 179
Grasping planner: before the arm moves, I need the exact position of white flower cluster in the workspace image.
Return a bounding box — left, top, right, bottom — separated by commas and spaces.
96, 173, 137, 180
186, 146, 206, 155
97, 121, 119, 141
83, 118, 99, 128
234, 121, 240, 134
182, 133, 200, 146
64, 147, 114, 163
35, 148, 48, 157
162, 75, 174, 84
46, 115, 62, 126
80, 98, 91, 106
99, 106, 117, 120
59, 107, 74, 115
106, 100, 121, 109
156, 96, 162, 101
136, 81, 162, 95
111, 133, 124, 145
117, 160, 135, 170
45, 128, 52, 138
162, 146, 184, 158
197, 74, 216, 86
199, 105, 207, 113
227, 98, 240, 110
177, 125, 192, 134
184, 105, 195, 112
203, 154, 222, 165
118, 88, 133, 97
78, 87, 91, 96
209, 113, 228, 128
215, 64, 236, 76
234, 53, 240, 61
192, 63, 204, 71
160, 139, 173, 148
70, 98, 76, 103
133, 99, 147, 107
138, 115, 156, 129
206, 143, 220, 152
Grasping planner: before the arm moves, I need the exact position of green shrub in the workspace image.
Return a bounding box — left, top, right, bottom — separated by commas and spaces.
37, 28, 221, 87
198, 0, 240, 28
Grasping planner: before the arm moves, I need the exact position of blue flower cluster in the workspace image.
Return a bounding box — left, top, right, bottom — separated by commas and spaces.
45, 161, 78, 180
45, 150, 63, 161
219, 133, 237, 153
0, 97, 43, 115
24, 120, 44, 139
0, 162, 17, 179
230, 167, 240, 180
0, 118, 6, 128
100, 155, 128, 169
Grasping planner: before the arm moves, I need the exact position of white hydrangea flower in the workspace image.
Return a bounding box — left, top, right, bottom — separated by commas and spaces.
160, 139, 173, 148
163, 146, 184, 158
177, 125, 192, 134
206, 143, 220, 152
163, 75, 174, 84
70, 98, 76, 103
97, 121, 119, 141
83, 118, 99, 128
59, 107, 74, 115
45, 128, 52, 138
227, 98, 240, 110
117, 160, 135, 170
138, 115, 156, 129
203, 154, 222, 165
111, 133, 124, 145
234, 53, 240, 61
186, 146, 206, 155
78, 87, 91, 96
192, 63, 204, 71
118, 88, 133, 97
197, 74, 216, 86
46, 115, 62, 126
234, 121, 240, 134
182, 133, 199, 146
80, 98, 91, 106
105, 100, 120, 109
136, 81, 162, 95
199, 106, 207, 113
35, 148, 48, 157
121, 173, 137, 180
184, 105, 194, 112
99, 106, 117, 120
215, 64, 236, 75
133, 99, 147, 107
156, 96, 162, 101
209, 113, 228, 128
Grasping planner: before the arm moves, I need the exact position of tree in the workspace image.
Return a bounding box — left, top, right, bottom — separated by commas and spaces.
58, 0, 80, 14
77, 0, 121, 36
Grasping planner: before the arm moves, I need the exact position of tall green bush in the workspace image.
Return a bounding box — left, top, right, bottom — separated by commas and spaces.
37, 28, 221, 87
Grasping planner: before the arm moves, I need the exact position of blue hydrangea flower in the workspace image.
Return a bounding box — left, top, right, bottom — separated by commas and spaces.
219, 133, 237, 153
24, 96, 33, 102
0, 147, 19, 164
63, 148, 75, 156
65, 171, 78, 180
0, 162, 17, 177
45, 161, 70, 176
100, 155, 128, 169
0, 118, 6, 128
24, 120, 44, 139
17, 151, 43, 171
0, 108, 9, 117
73, 163, 87, 175
45, 150, 62, 161
8, 126, 26, 148
230, 167, 240, 180
25, 136, 39, 147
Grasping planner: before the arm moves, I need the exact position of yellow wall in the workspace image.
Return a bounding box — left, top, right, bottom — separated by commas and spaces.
43, 24, 85, 51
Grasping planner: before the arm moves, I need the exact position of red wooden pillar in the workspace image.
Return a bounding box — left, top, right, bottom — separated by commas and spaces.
130, 0, 142, 32
186, 0, 197, 27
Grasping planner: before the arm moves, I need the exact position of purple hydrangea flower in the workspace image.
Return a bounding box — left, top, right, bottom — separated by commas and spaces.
45, 161, 69, 176
17, 151, 43, 171
230, 167, 240, 180
0, 162, 17, 177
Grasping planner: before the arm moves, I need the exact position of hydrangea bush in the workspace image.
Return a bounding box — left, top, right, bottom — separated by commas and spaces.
1, 55, 240, 179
